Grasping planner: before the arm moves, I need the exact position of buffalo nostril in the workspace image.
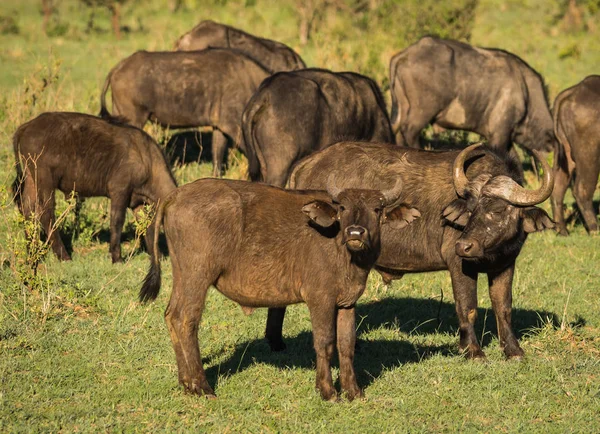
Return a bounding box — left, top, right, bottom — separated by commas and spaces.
463, 242, 473, 252
347, 226, 365, 236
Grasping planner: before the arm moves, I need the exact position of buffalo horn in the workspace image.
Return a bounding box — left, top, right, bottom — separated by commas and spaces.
484, 150, 554, 206
452, 142, 486, 198
381, 178, 404, 205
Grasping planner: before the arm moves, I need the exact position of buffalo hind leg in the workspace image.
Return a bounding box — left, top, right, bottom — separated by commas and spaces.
307, 300, 337, 401
211, 130, 228, 178
449, 263, 485, 359
165, 271, 214, 397
487, 263, 524, 359
550, 153, 571, 236
108, 191, 131, 263
337, 306, 362, 401
266, 308, 287, 351
573, 169, 599, 233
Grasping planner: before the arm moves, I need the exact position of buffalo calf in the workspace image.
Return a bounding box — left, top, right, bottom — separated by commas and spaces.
139, 178, 420, 401
13, 112, 177, 263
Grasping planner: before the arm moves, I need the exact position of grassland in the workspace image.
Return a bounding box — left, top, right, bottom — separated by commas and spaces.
1, 0, 599, 432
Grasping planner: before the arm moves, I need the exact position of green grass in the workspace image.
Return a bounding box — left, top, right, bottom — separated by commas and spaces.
1, 0, 600, 432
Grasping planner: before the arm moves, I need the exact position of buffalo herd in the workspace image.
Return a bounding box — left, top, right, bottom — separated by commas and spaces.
12, 19, 599, 401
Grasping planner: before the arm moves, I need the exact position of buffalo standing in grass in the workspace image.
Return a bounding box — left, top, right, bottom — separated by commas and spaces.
389, 37, 556, 154
265, 142, 554, 359
242, 68, 393, 187
174, 20, 305, 72
100, 48, 271, 176
551, 75, 600, 235
139, 178, 420, 401
13, 112, 177, 263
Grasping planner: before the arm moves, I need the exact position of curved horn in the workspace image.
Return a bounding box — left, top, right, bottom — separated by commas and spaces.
381, 178, 404, 205
484, 150, 555, 206
326, 174, 343, 202
452, 142, 486, 198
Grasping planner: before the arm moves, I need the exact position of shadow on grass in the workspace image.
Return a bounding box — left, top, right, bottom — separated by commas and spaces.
203, 297, 560, 391
164, 131, 235, 169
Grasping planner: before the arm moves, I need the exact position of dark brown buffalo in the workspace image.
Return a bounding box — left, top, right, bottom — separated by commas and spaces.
13, 112, 177, 263
174, 20, 305, 72
99, 48, 271, 176
390, 37, 556, 154
242, 68, 393, 187
139, 178, 420, 401
265, 142, 554, 359
551, 75, 600, 235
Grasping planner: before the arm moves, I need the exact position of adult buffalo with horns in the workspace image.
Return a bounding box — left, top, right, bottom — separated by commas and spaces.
265, 142, 555, 360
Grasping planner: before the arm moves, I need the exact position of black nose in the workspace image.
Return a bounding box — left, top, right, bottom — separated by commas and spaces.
346, 226, 365, 237
455, 239, 482, 258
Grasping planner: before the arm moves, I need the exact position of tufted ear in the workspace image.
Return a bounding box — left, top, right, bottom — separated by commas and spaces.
302, 201, 338, 228
442, 199, 471, 227
384, 204, 421, 229
520, 207, 555, 233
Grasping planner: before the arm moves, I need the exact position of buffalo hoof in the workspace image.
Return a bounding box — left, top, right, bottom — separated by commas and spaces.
345, 387, 364, 402
57, 253, 72, 261
557, 228, 569, 236
462, 344, 487, 360
268, 338, 287, 352
184, 382, 215, 399
504, 344, 525, 360
318, 388, 338, 402
112, 256, 124, 264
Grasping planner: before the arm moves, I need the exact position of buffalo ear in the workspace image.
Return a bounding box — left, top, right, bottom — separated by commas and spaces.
302, 200, 338, 228
521, 207, 555, 233
384, 204, 421, 229
442, 199, 471, 227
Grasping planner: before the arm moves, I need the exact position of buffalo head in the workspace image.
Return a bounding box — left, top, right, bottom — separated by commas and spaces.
302, 176, 421, 253
443, 143, 555, 260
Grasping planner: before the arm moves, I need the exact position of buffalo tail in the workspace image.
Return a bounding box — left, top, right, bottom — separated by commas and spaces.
139, 199, 166, 302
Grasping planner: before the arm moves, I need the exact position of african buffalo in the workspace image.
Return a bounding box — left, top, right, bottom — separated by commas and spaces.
551, 75, 600, 235
99, 48, 271, 176
174, 20, 305, 72
139, 178, 420, 401
13, 112, 176, 263
242, 68, 393, 187
389, 37, 556, 154
265, 142, 554, 359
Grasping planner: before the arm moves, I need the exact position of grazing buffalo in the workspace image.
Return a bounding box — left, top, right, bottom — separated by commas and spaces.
551, 75, 600, 235
139, 178, 420, 401
242, 68, 393, 187
100, 48, 271, 176
389, 37, 556, 154
174, 20, 305, 72
265, 142, 554, 359
13, 112, 177, 263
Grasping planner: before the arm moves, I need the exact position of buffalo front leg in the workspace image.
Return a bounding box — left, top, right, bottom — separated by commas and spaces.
265, 307, 287, 351
487, 263, 524, 359
449, 263, 484, 359
211, 129, 228, 178
34, 187, 70, 261
165, 268, 214, 397
336, 306, 362, 401
108, 192, 130, 263
573, 168, 600, 233
307, 301, 337, 401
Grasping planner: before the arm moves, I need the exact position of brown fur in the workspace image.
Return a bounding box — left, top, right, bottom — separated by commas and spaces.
139, 179, 419, 401
551, 75, 600, 235
99, 48, 271, 177
13, 112, 177, 263
173, 20, 305, 72
389, 37, 556, 153
264, 141, 554, 360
